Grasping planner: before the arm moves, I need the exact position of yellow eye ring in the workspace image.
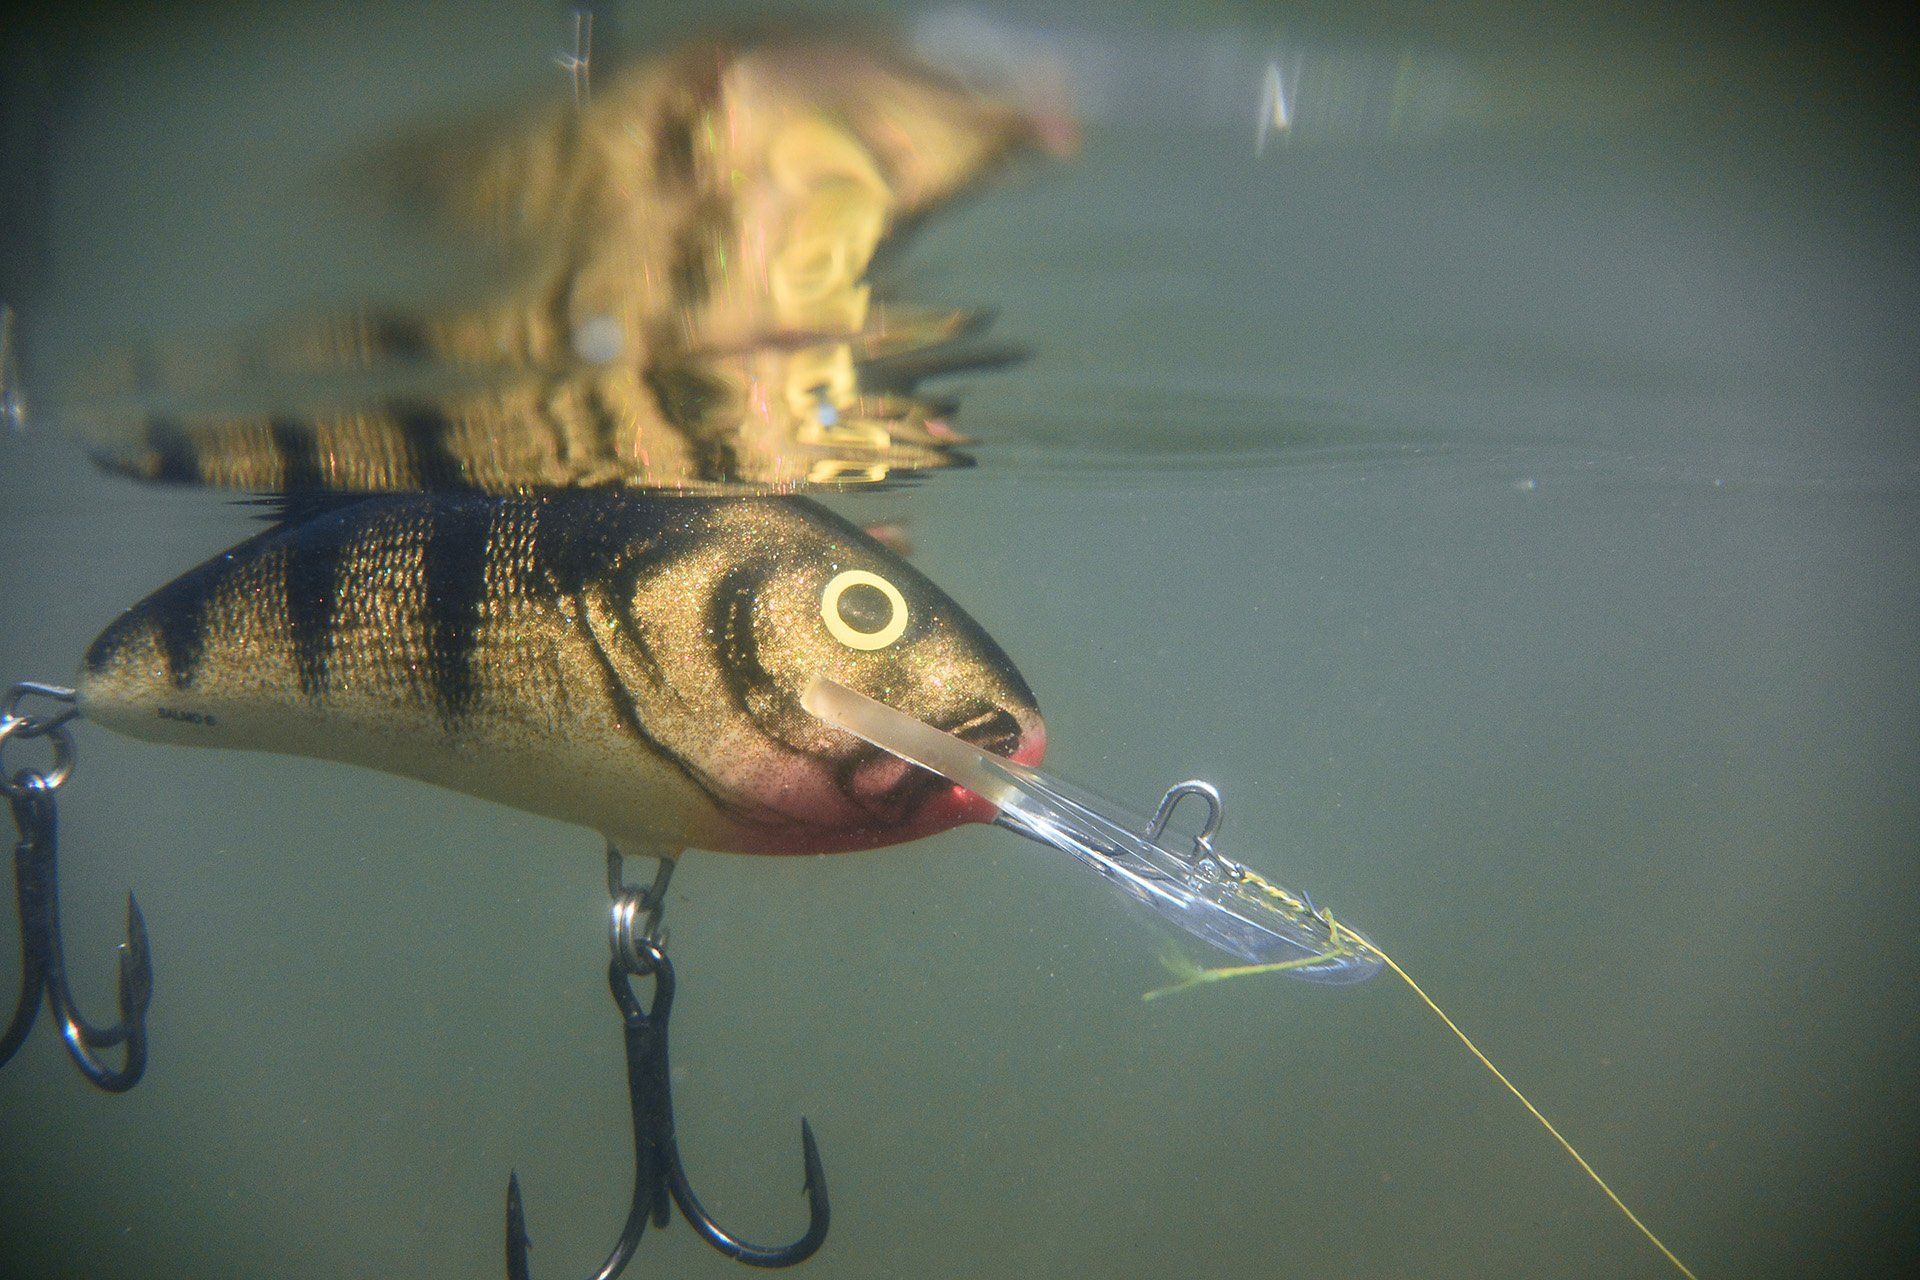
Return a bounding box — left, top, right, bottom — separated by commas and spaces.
821, 569, 908, 650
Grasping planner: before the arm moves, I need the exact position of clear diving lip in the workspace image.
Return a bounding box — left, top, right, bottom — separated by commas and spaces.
802, 676, 1382, 984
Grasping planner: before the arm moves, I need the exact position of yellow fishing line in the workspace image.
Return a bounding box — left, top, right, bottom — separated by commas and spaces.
1150, 912, 1700, 1280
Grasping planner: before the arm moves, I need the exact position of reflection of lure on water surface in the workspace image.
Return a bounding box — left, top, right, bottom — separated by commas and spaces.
74, 36, 1066, 495
78, 493, 1042, 856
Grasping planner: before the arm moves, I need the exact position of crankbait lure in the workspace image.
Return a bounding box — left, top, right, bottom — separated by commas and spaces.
804, 676, 1701, 1280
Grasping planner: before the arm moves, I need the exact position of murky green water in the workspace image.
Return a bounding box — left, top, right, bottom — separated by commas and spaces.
4, 4, 1916, 1278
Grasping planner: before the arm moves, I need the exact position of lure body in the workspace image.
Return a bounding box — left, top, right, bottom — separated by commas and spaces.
77, 493, 1041, 854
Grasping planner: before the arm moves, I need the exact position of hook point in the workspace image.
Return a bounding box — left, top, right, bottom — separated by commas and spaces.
799, 1118, 825, 1194
121, 894, 153, 1012
506, 1171, 532, 1280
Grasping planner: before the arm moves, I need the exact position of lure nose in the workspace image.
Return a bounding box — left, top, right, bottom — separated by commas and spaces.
1008, 706, 1046, 768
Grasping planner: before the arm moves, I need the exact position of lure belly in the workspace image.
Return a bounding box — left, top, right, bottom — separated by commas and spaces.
77, 492, 1042, 854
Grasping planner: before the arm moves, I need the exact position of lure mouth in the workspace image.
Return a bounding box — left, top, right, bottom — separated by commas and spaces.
841, 698, 1044, 827
947, 704, 1046, 767
723, 683, 1041, 854
803, 676, 1037, 815
934, 702, 1045, 824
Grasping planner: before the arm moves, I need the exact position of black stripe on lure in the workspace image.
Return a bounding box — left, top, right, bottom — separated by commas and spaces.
804, 677, 1704, 1280
78, 492, 1043, 857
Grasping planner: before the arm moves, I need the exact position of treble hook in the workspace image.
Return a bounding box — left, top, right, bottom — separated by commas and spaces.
1, 682, 153, 1092
506, 847, 829, 1279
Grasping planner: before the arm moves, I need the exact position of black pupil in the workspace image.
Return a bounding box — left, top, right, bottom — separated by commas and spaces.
837, 582, 894, 633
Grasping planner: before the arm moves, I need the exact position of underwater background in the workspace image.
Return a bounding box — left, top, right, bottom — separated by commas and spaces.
2, 2, 1915, 1277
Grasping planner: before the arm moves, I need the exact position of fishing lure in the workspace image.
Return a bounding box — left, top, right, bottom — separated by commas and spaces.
7, 490, 1046, 1273
804, 676, 1701, 1280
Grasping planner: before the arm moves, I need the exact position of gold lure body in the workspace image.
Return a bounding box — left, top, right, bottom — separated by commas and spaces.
78, 493, 1042, 855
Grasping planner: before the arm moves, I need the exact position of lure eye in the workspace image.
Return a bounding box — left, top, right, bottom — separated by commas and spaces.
821, 569, 908, 650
